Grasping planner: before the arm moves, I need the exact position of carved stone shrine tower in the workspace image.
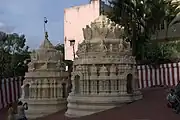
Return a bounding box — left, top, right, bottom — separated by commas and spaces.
65, 15, 143, 118
19, 32, 69, 119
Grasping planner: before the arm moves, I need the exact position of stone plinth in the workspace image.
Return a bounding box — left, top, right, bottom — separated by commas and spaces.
65, 15, 143, 118
20, 98, 66, 119
19, 35, 69, 119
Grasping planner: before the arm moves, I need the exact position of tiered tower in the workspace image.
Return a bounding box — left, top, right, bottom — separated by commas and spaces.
65, 15, 143, 118
19, 32, 69, 119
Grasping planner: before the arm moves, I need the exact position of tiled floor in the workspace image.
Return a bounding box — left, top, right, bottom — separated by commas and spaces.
1, 87, 180, 120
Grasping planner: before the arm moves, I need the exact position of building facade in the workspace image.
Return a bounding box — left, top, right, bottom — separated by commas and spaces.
64, 0, 180, 61
64, 0, 112, 60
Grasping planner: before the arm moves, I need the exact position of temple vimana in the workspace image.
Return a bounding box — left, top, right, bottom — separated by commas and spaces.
20, 15, 143, 119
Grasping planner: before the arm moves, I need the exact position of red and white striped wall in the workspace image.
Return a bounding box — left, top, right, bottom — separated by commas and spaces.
0, 77, 24, 110
137, 63, 180, 89
0, 63, 180, 110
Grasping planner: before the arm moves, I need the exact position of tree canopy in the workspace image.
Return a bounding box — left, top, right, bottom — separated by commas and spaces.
0, 32, 30, 78
108, 0, 180, 64
55, 43, 73, 70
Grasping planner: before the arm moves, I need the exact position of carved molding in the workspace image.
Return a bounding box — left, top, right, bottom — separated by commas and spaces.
82, 15, 125, 40
77, 15, 131, 56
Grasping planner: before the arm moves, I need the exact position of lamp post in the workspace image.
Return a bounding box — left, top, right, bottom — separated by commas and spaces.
69, 39, 76, 60
68, 40, 75, 93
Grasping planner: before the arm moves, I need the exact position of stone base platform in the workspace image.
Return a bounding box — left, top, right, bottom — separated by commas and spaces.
19, 98, 67, 119
65, 92, 143, 118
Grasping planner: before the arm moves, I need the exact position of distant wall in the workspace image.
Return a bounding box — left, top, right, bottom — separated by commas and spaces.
137, 63, 180, 89
64, 0, 115, 61
0, 77, 24, 110
64, 0, 100, 60
1, 62, 180, 110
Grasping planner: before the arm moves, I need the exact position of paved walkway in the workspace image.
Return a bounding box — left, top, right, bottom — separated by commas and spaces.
0, 106, 8, 120
1, 87, 180, 120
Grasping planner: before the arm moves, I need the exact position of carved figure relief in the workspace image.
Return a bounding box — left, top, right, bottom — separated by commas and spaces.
114, 25, 124, 38
28, 62, 35, 70
110, 64, 116, 73
99, 65, 108, 73
118, 39, 124, 52
122, 40, 130, 50
90, 23, 99, 39
79, 15, 131, 56
76, 65, 82, 71
82, 25, 92, 40
98, 24, 108, 38
91, 65, 97, 73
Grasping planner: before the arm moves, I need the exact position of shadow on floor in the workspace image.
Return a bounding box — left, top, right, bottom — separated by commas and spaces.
1, 87, 179, 120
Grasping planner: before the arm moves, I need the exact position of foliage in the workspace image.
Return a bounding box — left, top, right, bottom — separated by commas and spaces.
175, 41, 180, 52
143, 42, 174, 64
0, 32, 30, 78
108, 0, 180, 61
55, 43, 64, 57
55, 43, 73, 69
138, 41, 180, 65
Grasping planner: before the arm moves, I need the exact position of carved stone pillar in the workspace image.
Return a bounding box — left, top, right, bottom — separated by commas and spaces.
54, 80, 57, 98
35, 84, 38, 99
37, 81, 41, 98
99, 80, 103, 94
50, 82, 53, 98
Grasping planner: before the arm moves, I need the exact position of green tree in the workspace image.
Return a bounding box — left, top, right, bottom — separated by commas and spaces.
55, 43, 64, 57
55, 43, 73, 69
143, 42, 176, 64
0, 32, 30, 77
108, 0, 180, 61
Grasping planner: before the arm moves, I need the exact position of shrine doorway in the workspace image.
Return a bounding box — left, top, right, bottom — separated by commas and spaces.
74, 75, 80, 93
127, 74, 133, 94
24, 84, 30, 98
62, 83, 66, 98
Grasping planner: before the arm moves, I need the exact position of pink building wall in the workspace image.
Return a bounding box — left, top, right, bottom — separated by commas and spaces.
64, 0, 101, 60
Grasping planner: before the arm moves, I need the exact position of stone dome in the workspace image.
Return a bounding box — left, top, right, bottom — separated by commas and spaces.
82, 15, 125, 42
66, 15, 142, 118
30, 38, 63, 62
39, 38, 54, 49
77, 15, 131, 58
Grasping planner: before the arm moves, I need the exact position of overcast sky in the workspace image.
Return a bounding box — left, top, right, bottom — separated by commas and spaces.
0, 0, 89, 49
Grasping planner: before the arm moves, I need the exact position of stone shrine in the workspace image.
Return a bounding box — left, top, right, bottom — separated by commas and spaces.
19, 32, 69, 119
65, 15, 143, 118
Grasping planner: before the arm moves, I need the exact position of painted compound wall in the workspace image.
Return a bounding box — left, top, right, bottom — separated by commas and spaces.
1, 63, 180, 110
137, 63, 180, 89
0, 77, 24, 110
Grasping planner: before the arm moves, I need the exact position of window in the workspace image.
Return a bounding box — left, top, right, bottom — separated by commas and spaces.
69, 40, 75, 46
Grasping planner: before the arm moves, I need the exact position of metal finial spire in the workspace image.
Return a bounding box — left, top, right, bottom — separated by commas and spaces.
45, 31, 48, 40
44, 17, 48, 39
39, 17, 54, 49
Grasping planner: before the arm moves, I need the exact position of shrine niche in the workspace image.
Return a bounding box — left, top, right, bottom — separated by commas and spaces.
127, 74, 133, 94
19, 33, 69, 119
65, 15, 143, 118
24, 84, 30, 98
74, 75, 80, 94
